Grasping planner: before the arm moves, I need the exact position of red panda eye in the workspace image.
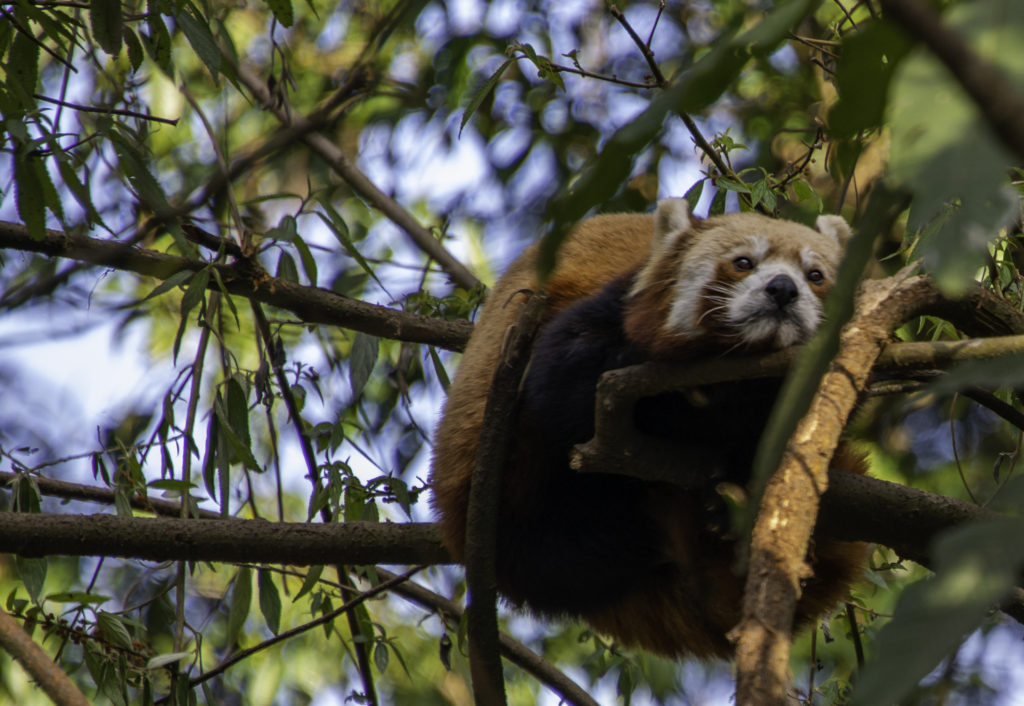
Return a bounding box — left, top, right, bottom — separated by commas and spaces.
733, 257, 754, 272
807, 269, 824, 284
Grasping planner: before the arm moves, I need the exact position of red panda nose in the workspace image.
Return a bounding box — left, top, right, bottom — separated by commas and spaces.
765, 274, 798, 309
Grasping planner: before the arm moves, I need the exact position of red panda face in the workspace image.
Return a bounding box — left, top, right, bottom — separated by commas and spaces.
627, 199, 851, 356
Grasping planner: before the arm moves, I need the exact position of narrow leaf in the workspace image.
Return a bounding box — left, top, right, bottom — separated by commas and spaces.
349, 333, 379, 399
176, 11, 221, 78
460, 57, 514, 136
264, 0, 294, 27
226, 567, 252, 645
90, 0, 123, 56
257, 569, 282, 635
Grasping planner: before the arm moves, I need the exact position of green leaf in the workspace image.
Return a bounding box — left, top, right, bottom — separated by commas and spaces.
146, 651, 191, 670
146, 479, 196, 492
226, 567, 252, 645
176, 11, 221, 78
315, 204, 383, 288
294, 235, 318, 287
225, 375, 252, 449
96, 611, 133, 648
373, 642, 389, 673
427, 346, 451, 391
180, 266, 209, 321
887, 0, 1024, 294
828, 19, 912, 137
214, 392, 260, 471
257, 569, 282, 635
294, 566, 324, 602
6, 23, 40, 113
459, 57, 515, 136
90, 0, 123, 56
201, 410, 219, 502
140, 270, 193, 303
16, 556, 47, 603
265, 0, 294, 27
124, 26, 144, 71
276, 251, 298, 283
110, 131, 173, 215
682, 180, 704, 212
266, 214, 297, 242
349, 333, 379, 399
56, 157, 102, 224
13, 154, 45, 240
143, 9, 172, 75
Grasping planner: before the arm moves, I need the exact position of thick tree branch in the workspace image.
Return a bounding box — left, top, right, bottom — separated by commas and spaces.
0, 512, 449, 566
0, 221, 472, 351
732, 274, 961, 704
879, 0, 1024, 163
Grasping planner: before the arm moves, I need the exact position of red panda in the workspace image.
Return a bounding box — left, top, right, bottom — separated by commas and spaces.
430, 198, 868, 659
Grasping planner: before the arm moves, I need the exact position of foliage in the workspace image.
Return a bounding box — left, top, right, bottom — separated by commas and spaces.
1, 0, 1024, 704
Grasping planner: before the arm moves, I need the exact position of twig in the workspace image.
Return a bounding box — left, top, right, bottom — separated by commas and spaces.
34, 94, 179, 125
174, 567, 423, 695
609, 5, 666, 85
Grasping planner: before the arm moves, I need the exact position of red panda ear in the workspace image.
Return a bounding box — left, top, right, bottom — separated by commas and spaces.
815, 215, 853, 247
654, 198, 695, 242
630, 199, 698, 296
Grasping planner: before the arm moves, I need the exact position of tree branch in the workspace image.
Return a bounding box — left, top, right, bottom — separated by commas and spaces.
0, 221, 473, 351
0, 512, 449, 566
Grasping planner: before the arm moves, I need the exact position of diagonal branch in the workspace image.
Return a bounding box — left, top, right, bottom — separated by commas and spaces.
0, 220, 473, 351
226, 60, 482, 292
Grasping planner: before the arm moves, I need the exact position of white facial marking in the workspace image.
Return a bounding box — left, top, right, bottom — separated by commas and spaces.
727, 259, 822, 347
